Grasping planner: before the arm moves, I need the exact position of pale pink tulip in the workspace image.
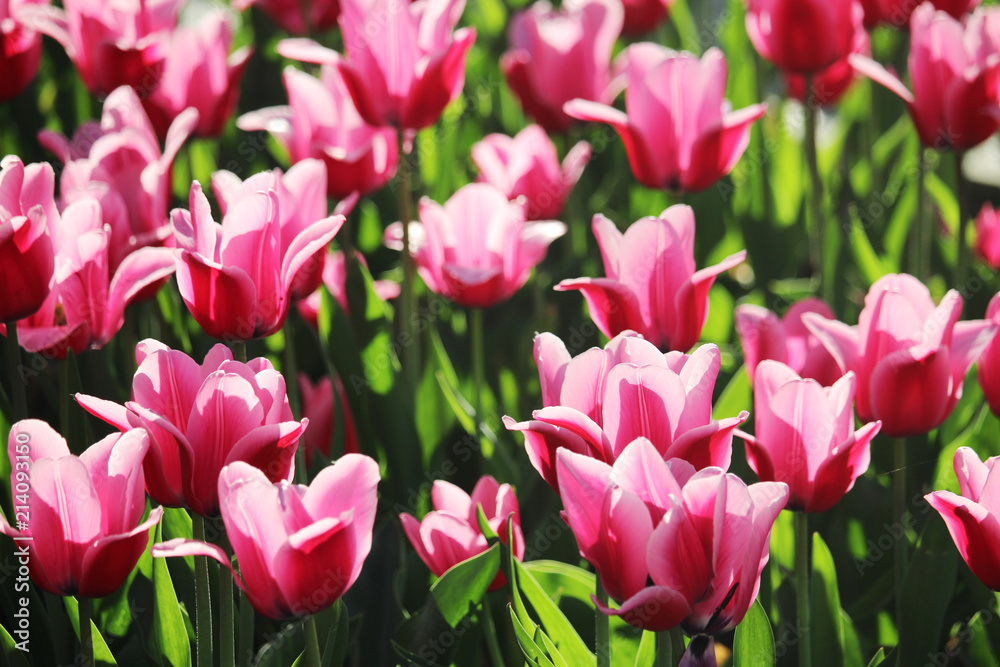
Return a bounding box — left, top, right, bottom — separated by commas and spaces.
0, 0, 46, 102
154, 457, 379, 619
471, 125, 591, 220
0, 420, 163, 597
556, 206, 746, 351
565, 44, 767, 193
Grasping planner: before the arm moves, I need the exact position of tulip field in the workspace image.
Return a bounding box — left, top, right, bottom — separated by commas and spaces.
8, 0, 1000, 665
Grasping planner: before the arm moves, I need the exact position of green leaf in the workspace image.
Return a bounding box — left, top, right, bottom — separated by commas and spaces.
713, 366, 751, 421
513, 559, 594, 666
898, 517, 958, 666
734, 599, 775, 667
634, 631, 656, 667
847, 208, 887, 286
811, 532, 845, 667
64, 597, 118, 666
151, 523, 193, 667
509, 605, 552, 667
0, 622, 30, 667
432, 544, 501, 628
866, 647, 887, 667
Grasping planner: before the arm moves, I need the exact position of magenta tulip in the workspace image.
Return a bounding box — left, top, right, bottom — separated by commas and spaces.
976, 293, 1000, 417
400, 476, 524, 591
277, 0, 476, 132
745, 0, 863, 74
77, 339, 306, 516
297, 249, 400, 329
805, 273, 995, 438
0, 420, 163, 597
975, 204, 1000, 269
502, 0, 623, 133
154, 457, 379, 619
39, 86, 197, 272
504, 332, 745, 491
564, 44, 767, 193
851, 4, 1000, 150
621, 0, 674, 36
471, 125, 591, 220
556, 206, 746, 352
0, 0, 45, 102
171, 175, 344, 340
557, 437, 788, 631
238, 66, 399, 199
784, 26, 869, 106
926, 447, 1000, 590
25, 0, 182, 95
737, 361, 879, 512
234, 0, 341, 35
299, 373, 360, 466
142, 9, 252, 139
0, 155, 55, 322
861, 0, 980, 28
384, 183, 565, 308
735, 298, 842, 386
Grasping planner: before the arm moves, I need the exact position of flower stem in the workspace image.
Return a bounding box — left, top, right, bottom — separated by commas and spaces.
397, 139, 419, 402
220, 559, 235, 667
471, 308, 485, 446
955, 150, 970, 286
193, 514, 214, 667
5, 321, 27, 421
909, 149, 929, 281
303, 615, 322, 667
233, 341, 247, 364
655, 630, 670, 667
894, 437, 908, 653
282, 316, 307, 483
795, 511, 812, 667
804, 76, 828, 302
239, 590, 255, 667
481, 599, 506, 667
59, 357, 70, 440
596, 575, 610, 667
79, 596, 94, 667
670, 627, 685, 664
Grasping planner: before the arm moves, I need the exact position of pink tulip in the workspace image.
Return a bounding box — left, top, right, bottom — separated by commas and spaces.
142, 10, 253, 139
171, 174, 344, 340
804, 273, 995, 438
737, 361, 879, 512
39, 86, 198, 273
851, 4, 1000, 150
557, 437, 788, 631
925, 447, 1000, 590
237, 66, 399, 199
861, 0, 980, 28
734, 298, 842, 386
154, 457, 379, 619
745, 0, 863, 74
975, 204, 1000, 269
504, 331, 746, 491
9, 199, 176, 358
400, 476, 524, 591
471, 125, 591, 220
234, 0, 341, 35
621, 0, 674, 36
0, 420, 163, 597
25, 0, 182, 95
565, 45, 767, 193
0, 0, 45, 102
0, 155, 56, 322
556, 206, 746, 351
976, 293, 1000, 417
502, 0, 623, 133
299, 373, 360, 467
784, 26, 870, 107
277, 0, 476, 132
297, 249, 400, 329
77, 339, 306, 516
384, 183, 566, 308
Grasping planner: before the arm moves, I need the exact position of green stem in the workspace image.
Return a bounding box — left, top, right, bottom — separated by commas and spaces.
481, 600, 506, 667
655, 630, 671, 667
670, 627, 685, 664
795, 511, 812, 667
955, 150, 970, 286
303, 615, 322, 667
894, 437, 908, 654
5, 321, 27, 421
397, 139, 419, 402
909, 149, 929, 281
193, 514, 214, 667
471, 308, 485, 444
233, 341, 247, 364
282, 315, 307, 483
804, 76, 827, 301
596, 575, 610, 667
239, 590, 255, 667
59, 358, 70, 440
220, 559, 235, 667
79, 596, 94, 667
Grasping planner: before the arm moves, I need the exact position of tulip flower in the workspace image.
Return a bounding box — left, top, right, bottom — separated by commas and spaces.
860, 0, 980, 28
621, 0, 674, 36
400, 476, 524, 591
297, 249, 400, 329
0, 155, 56, 322
277, 0, 476, 132
737, 361, 879, 513
564, 45, 767, 193
299, 373, 359, 466
0, 0, 45, 102
237, 66, 398, 199
745, 0, 863, 74
384, 183, 566, 308
154, 457, 379, 619
556, 206, 746, 352
39, 86, 198, 272
975, 204, 1000, 269
142, 10, 253, 139
502, 0, 623, 133
804, 273, 995, 438
77, 339, 306, 516
784, 27, 870, 107
850, 4, 1000, 151
0, 420, 163, 597
734, 298, 842, 386
24, 0, 182, 95
10, 200, 176, 358
471, 125, 591, 220
925, 447, 1000, 590
976, 292, 1000, 417
234, 0, 341, 35
504, 332, 746, 491
171, 177, 344, 341
557, 437, 788, 631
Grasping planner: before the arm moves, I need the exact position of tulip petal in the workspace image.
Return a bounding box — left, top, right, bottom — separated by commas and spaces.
555, 277, 645, 345
925, 491, 1000, 590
